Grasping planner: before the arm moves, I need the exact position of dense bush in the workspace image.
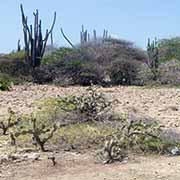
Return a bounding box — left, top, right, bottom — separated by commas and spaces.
35, 57, 104, 86
0, 57, 32, 83
109, 58, 153, 85
38, 38, 149, 86
42, 47, 75, 65
3, 50, 25, 60
2, 37, 180, 86
0, 73, 13, 91
59, 60, 103, 86
158, 37, 180, 62
33, 65, 56, 84
79, 38, 148, 64
157, 59, 180, 85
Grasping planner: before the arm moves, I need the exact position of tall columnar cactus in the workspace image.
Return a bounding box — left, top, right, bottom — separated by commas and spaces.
20, 4, 56, 68
50, 32, 54, 47
60, 28, 75, 48
17, 39, 21, 52
93, 29, 97, 42
147, 38, 159, 79
80, 25, 110, 46
80, 25, 88, 45
103, 29, 108, 40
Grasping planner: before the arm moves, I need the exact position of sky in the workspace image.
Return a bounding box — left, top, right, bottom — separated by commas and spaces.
0, 0, 180, 53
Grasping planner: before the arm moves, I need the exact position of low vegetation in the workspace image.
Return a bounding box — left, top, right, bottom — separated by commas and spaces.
0, 86, 179, 164
0, 73, 13, 91
1, 36, 180, 88
158, 37, 180, 62
0, 108, 20, 135
3, 50, 25, 60
15, 116, 57, 152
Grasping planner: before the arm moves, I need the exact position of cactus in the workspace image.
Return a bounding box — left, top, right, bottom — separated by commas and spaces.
60, 28, 75, 48
50, 32, 54, 47
103, 29, 108, 40
93, 29, 97, 42
80, 25, 88, 45
80, 25, 110, 46
17, 39, 21, 52
147, 38, 159, 79
20, 4, 56, 68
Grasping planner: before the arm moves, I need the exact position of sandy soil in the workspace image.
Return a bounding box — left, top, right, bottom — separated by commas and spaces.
1, 152, 180, 180
0, 84, 180, 128
0, 84, 180, 180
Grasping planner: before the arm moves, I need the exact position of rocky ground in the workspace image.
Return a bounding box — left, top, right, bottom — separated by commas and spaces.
0, 84, 180, 180
1, 152, 180, 180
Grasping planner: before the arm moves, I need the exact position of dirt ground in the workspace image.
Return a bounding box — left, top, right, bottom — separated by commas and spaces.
0, 84, 180, 180
1, 152, 180, 180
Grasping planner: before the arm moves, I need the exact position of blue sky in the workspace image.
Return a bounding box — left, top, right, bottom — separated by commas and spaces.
0, 0, 180, 53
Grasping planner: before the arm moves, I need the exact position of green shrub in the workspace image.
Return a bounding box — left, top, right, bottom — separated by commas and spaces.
40, 38, 148, 86
36, 85, 114, 123
3, 50, 25, 60
109, 58, 152, 85
0, 58, 32, 83
97, 116, 180, 164
0, 73, 13, 91
34, 59, 104, 86
158, 37, 180, 62
33, 65, 56, 84
61, 60, 103, 86
42, 47, 75, 65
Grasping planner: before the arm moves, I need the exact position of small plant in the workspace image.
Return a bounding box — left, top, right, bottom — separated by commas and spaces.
69, 85, 115, 121
15, 115, 57, 152
109, 118, 165, 153
97, 116, 178, 164
97, 139, 127, 164
0, 108, 20, 135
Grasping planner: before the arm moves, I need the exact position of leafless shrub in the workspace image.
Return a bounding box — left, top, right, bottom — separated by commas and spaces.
79, 38, 148, 65
0, 108, 20, 135
15, 116, 57, 152
157, 59, 180, 85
